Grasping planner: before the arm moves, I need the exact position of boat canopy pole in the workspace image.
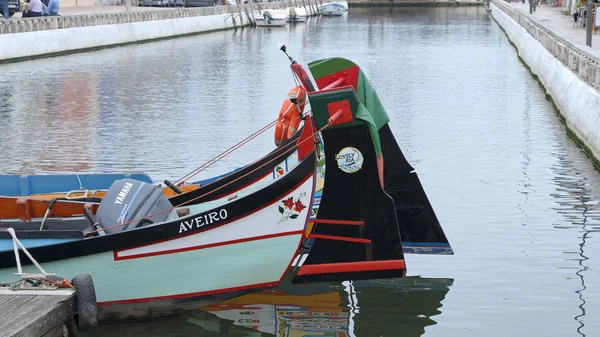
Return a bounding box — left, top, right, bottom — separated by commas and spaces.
321, 78, 345, 91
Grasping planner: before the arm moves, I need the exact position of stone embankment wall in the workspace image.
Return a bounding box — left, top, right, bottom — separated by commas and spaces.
0, 2, 292, 62
490, 0, 600, 165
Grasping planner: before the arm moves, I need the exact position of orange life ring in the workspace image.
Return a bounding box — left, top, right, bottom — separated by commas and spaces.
274, 86, 307, 146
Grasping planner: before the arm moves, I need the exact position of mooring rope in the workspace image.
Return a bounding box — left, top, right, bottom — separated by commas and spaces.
172, 118, 279, 185
172, 100, 310, 185
89, 120, 331, 235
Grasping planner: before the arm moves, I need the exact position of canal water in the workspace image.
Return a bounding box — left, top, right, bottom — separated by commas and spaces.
1, 5, 599, 337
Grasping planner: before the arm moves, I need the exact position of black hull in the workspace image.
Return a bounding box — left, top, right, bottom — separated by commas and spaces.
294, 120, 405, 284
379, 124, 453, 254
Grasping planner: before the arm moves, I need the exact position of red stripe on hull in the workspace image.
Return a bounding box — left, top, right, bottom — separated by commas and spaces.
297, 259, 406, 276
97, 281, 280, 306
114, 230, 305, 261
313, 219, 364, 226
308, 234, 371, 244
112, 172, 314, 259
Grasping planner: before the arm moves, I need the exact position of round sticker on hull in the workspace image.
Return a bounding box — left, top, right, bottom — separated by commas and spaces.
335, 147, 363, 173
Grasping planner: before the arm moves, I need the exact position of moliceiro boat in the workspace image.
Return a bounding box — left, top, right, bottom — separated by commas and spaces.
0, 51, 452, 321
0, 114, 320, 322
2, 52, 452, 258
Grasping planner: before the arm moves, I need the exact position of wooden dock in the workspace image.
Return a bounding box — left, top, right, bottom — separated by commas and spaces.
0, 289, 78, 337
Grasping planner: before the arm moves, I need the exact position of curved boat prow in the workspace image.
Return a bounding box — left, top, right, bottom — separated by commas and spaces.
307, 57, 453, 256
290, 82, 405, 283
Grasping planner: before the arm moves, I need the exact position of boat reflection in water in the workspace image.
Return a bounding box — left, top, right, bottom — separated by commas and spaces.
191, 276, 454, 337
80, 276, 452, 336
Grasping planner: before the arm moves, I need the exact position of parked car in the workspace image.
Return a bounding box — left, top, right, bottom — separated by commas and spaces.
183, 0, 214, 6
137, 0, 169, 6
8, 0, 21, 17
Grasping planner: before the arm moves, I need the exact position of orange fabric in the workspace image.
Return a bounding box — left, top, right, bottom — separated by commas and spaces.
274, 86, 307, 146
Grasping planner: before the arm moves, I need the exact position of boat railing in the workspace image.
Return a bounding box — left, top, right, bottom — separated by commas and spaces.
6, 227, 56, 279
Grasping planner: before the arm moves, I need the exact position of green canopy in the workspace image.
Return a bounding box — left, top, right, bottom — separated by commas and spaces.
308, 57, 390, 156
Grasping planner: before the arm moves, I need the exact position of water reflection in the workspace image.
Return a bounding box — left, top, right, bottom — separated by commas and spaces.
81, 277, 453, 337
549, 133, 600, 337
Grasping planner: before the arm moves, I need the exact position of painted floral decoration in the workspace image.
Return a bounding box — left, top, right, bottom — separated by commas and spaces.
276, 166, 285, 176
279, 192, 307, 222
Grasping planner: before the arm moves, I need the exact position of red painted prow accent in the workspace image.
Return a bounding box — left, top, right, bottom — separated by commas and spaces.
376, 154, 384, 188
312, 219, 364, 226
327, 100, 353, 126
297, 260, 406, 276
308, 234, 371, 244
314, 65, 360, 93
321, 77, 345, 91
291, 63, 317, 93
296, 112, 316, 161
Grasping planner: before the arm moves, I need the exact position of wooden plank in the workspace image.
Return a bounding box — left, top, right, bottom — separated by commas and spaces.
0, 295, 35, 317
16, 295, 76, 337
40, 321, 66, 337
0, 295, 16, 307
0, 294, 76, 337
0, 295, 49, 332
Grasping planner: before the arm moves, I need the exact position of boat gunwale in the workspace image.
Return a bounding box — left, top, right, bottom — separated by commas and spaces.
0, 152, 317, 269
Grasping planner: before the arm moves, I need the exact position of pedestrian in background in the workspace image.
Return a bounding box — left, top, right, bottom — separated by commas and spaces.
0, 0, 9, 19
46, 0, 58, 15
22, 0, 45, 17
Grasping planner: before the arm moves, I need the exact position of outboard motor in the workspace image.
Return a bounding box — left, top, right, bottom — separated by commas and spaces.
94, 179, 172, 235
263, 11, 273, 24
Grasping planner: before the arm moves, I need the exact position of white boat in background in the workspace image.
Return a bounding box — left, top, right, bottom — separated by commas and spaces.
255, 10, 289, 27
288, 7, 308, 22
318, 0, 348, 16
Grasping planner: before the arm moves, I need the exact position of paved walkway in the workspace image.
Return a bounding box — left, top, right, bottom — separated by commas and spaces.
506, 2, 600, 54
10, 5, 183, 18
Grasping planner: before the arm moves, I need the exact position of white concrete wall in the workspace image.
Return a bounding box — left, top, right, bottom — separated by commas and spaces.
0, 14, 236, 61
490, 0, 600, 163
0, 3, 284, 62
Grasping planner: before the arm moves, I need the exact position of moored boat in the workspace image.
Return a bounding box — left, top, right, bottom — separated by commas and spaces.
0, 173, 154, 196
0, 49, 453, 323
254, 10, 288, 27
318, 1, 348, 16
1, 51, 451, 258
0, 121, 319, 321
288, 7, 308, 22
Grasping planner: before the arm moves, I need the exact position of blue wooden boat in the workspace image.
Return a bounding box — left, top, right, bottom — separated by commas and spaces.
0, 173, 154, 196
